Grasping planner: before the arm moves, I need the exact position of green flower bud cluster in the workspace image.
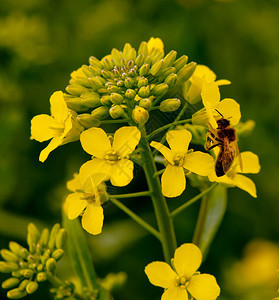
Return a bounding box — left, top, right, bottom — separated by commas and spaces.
64, 40, 197, 126
0, 223, 67, 299
50, 281, 75, 300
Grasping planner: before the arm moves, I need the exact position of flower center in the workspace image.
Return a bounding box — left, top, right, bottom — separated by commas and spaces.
173, 155, 184, 167
176, 275, 189, 289
104, 150, 121, 165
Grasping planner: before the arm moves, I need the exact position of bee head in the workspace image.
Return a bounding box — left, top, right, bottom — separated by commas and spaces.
217, 118, 230, 128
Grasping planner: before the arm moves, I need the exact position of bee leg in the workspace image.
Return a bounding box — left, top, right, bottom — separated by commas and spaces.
207, 143, 222, 151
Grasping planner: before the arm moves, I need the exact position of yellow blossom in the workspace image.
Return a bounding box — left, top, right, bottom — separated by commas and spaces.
147, 37, 164, 54
150, 129, 214, 198
145, 243, 220, 300
192, 82, 241, 128
79, 126, 141, 187
64, 173, 108, 235
209, 150, 260, 198
30, 91, 83, 162
183, 65, 231, 104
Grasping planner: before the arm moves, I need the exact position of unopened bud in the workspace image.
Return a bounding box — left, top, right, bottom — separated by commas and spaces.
138, 41, 148, 57
158, 67, 176, 81
173, 55, 188, 72
164, 73, 177, 89
124, 77, 134, 88
77, 114, 101, 128
122, 43, 132, 58
139, 63, 150, 76
111, 49, 122, 64
125, 89, 136, 100
18, 280, 29, 291
36, 272, 47, 282
46, 258, 56, 273
88, 77, 103, 90
100, 95, 111, 105
132, 106, 149, 125
1, 250, 18, 262
26, 281, 38, 294
55, 229, 67, 249
27, 223, 40, 249
137, 77, 148, 88
51, 249, 64, 262
160, 98, 181, 112
48, 224, 60, 251
109, 105, 124, 119
7, 288, 27, 299
91, 106, 110, 120
9, 243, 28, 260
64, 97, 88, 112
110, 93, 124, 105
20, 269, 34, 278
126, 48, 137, 61
150, 59, 164, 76
39, 229, 49, 248
88, 65, 101, 76
2, 278, 20, 289
139, 98, 152, 109
102, 58, 114, 70
65, 85, 88, 97
151, 83, 169, 96
80, 92, 100, 108
163, 50, 177, 68
138, 86, 150, 98
135, 54, 145, 68
177, 62, 197, 84
0, 262, 18, 273
89, 56, 103, 69
81, 64, 94, 77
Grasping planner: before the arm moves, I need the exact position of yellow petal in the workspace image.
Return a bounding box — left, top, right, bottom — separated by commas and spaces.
216, 79, 231, 86
236, 151, 260, 174
183, 152, 214, 176
71, 67, 87, 79
50, 91, 68, 123
232, 174, 257, 198
201, 82, 220, 109
166, 130, 192, 155
173, 243, 202, 278
113, 126, 141, 157
162, 286, 188, 300
150, 141, 174, 164
110, 159, 134, 187
67, 173, 82, 192
215, 98, 241, 126
80, 127, 111, 158
82, 204, 104, 235
188, 274, 220, 300
65, 193, 87, 220
30, 114, 57, 142
208, 171, 235, 186
147, 37, 164, 53
194, 65, 216, 82
144, 261, 177, 289
79, 158, 110, 185
83, 174, 108, 194
162, 165, 186, 198
39, 136, 63, 162
184, 77, 203, 103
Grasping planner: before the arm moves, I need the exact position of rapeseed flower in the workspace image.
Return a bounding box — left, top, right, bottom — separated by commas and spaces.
145, 243, 220, 300
79, 126, 141, 187
209, 151, 260, 198
192, 82, 241, 128
150, 129, 214, 198
31, 91, 82, 162
65, 173, 108, 235
183, 65, 230, 104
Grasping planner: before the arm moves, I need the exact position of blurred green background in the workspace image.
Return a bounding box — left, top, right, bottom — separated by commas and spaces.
0, 0, 279, 299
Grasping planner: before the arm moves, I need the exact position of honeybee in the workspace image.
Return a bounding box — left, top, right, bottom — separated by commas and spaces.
205, 110, 242, 177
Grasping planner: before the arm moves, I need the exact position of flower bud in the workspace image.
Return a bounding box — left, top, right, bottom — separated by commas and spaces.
159, 98, 181, 112
132, 106, 149, 125
55, 229, 67, 250
135, 54, 145, 68
89, 56, 103, 69
100, 95, 111, 105
126, 48, 137, 61
110, 93, 124, 105
39, 229, 49, 248
109, 105, 124, 119
64, 97, 88, 112
164, 73, 177, 89
158, 67, 176, 81
177, 62, 197, 84
139, 98, 152, 109
88, 77, 103, 90
91, 106, 110, 120
0, 262, 18, 273
80, 92, 101, 108
69, 77, 90, 87
51, 249, 64, 262
102, 58, 114, 70
111, 49, 122, 65
46, 258, 56, 273
138, 86, 150, 98
163, 50, 177, 68
18, 280, 29, 291
81, 64, 94, 77
125, 89, 136, 100
138, 41, 148, 56
137, 77, 148, 88
139, 63, 150, 76
88, 65, 102, 76
173, 55, 188, 72
26, 281, 38, 294
20, 269, 34, 278
124, 77, 134, 88
77, 114, 100, 128
150, 59, 164, 76
27, 223, 40, 250
2, 278, 20, 289
7, 288, 27, 299
1, 250, 18, 262
65, 85, 88, 97
9, 243, 28, 260
48, 224, 60, 252
36, 272, 47, 282
122, 43, 132, 58
151, 83, 169, 96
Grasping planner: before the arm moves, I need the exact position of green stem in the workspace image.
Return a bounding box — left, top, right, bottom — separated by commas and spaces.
139, 126, 177, 262
101, 119, 128, 124
147, 119, 191, 140
153, 169, 165, 177
110, 198, 161, 240
110, 191, 151, 199
170, 183, 218, 218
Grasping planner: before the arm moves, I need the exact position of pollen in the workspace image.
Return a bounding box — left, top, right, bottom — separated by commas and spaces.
173, 155, 184, 167
104, 150, 121, 165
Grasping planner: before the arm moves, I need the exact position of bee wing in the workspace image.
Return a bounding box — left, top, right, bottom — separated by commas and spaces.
221, 138, 235, 174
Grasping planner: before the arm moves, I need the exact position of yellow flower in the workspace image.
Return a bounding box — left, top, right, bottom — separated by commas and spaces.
192, 82, 241, 128
79, 126, 141, 187
147, 37, 164, 54
65, 173, 108, 235
183, 65, 231, 104
30, 91, 82, 162
150, 129, 214, 198
145, 243, 220, 300
209, 151, 260, 198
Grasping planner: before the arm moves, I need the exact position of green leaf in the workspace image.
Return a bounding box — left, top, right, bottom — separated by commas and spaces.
197, 185, 227, 257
